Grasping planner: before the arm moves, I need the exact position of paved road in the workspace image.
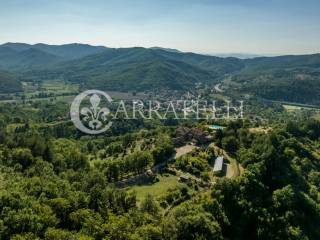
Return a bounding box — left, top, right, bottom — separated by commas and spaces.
214, 83, 223, 93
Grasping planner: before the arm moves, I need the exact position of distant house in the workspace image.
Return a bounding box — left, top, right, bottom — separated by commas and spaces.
172, 127, 211, 146
213, 156, 224, 173
179, 175, 190, 183
146, 169, 154, 176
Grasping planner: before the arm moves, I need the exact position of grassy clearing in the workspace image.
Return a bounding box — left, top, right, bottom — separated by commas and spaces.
249, 127, 272, 134
282, 104, 320, 112
41, 80, 79, 93
129, 174, 183, 203
0, 81, 79, 103
106, 91, 149, 100
55, 95, 77, 103
312, 113, 320, 121
6, 123, 25, 133
283, 104, 303, 111
22, 80, 78, 97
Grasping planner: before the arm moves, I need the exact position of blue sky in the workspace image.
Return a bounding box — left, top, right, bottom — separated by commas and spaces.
0, 0, 319, 55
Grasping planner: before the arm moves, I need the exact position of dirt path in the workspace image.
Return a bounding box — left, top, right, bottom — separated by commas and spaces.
174, 144, 196, 159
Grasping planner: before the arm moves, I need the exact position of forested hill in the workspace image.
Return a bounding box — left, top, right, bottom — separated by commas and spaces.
1, 42, 320, 104
243, 53, 320, 70
0, 70, 22, 93
0, 43, 108, 69
35, 47, 242, 91
0, 101, 320, 239
234, 54, 320, 104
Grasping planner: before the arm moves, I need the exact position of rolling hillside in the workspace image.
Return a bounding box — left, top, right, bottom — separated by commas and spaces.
20, 47, 245, 91
1, 42, 320, 104
153, 49, 244, 73
0, 43, 108, 70
0, 48, 62, 70
0, 70, 22, 93
233, 54, 320, 103
47, 48, 226, 91
243, 53, 320, 71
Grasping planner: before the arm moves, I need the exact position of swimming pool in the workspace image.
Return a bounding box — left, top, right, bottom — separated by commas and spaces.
209, 124, 224, 130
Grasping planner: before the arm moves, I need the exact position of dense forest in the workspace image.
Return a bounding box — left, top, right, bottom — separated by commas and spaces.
0, 100, 319, 239
0, 70, 22, 93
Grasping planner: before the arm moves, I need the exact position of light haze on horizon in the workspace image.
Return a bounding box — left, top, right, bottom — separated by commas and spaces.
0, 0, 319, 55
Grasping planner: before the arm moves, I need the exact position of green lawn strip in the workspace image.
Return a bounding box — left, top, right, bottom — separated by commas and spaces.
128, 174, 183, 203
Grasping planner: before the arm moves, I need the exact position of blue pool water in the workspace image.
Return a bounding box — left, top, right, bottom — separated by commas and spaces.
209, 125, 224, 130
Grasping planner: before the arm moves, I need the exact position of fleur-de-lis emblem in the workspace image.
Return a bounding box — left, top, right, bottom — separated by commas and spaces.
80, 94, 110, 130
71, 90, 113, 134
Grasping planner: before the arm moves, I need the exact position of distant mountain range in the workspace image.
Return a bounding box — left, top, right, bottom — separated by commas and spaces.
1, 42, 320, 104
4, 44, 243, 91
0, 43, 108, 70
212, 53, 264, 59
